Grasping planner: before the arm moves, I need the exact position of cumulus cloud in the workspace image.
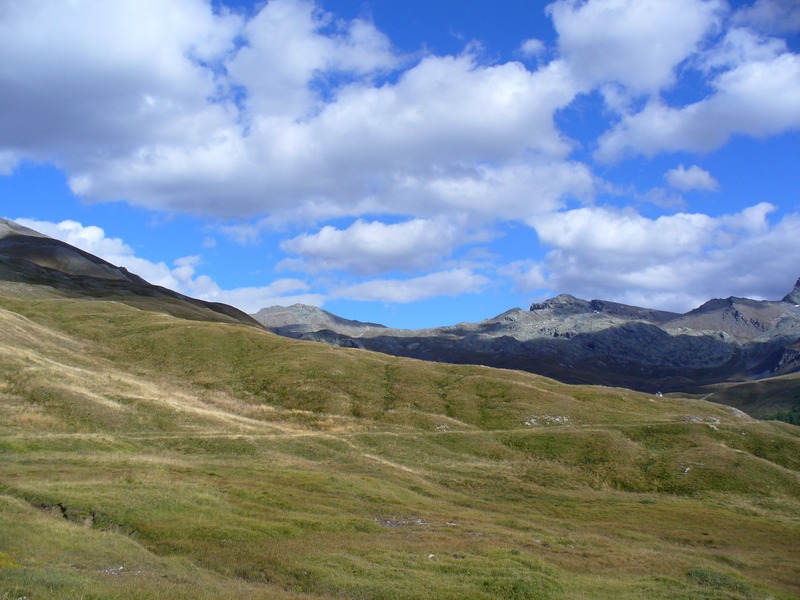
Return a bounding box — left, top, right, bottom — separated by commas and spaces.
184, 275, 325, 313
733, 0, 800, 35
3, 0, 790, 227
12, 218, 173, 283
387, 159, 595, 222
548, 0, 724, 95
279, 218, 472, 275
11, 218, 319, 312
0, 151, 20, 175
523, 203, 800, 311
0, 0, 588, 222
68, 55, 588, 221
664, 164, 720, 192
532, 207, 718, 265
518, 38, 546, 58
0, 0, 240, 166
595, 28, 800, 161
226, 0, 398, 119
499, 260, 548, 294
331, 269, 489, 303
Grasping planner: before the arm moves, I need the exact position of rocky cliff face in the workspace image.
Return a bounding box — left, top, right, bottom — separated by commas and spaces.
253, 281, 800, 393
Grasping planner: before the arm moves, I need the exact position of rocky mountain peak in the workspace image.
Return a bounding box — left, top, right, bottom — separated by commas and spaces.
783, 277, 800, 305
529, 294, 591, 315
688, 296, 737, 315
253, 303, 386, 336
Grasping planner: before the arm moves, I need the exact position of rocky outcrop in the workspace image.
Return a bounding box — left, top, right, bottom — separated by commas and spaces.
783, 277, 800, 305
529, 294, 678, 324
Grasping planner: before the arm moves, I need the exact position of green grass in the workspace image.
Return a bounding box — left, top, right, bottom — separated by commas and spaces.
1, 288, 799, 598
699, 371, 800, 417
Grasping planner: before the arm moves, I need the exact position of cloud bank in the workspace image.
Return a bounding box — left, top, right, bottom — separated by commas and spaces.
2, 0, 799, 314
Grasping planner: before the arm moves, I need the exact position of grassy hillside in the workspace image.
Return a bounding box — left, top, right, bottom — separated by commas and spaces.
1, 283, 799, 599
693, 371, 800, 420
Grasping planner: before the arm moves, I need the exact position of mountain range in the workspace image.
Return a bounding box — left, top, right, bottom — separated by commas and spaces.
4, 216, 798, 419
254, 281, 800, 417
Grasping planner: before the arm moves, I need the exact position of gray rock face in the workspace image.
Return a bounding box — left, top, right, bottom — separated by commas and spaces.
253, 281, 800, 393
783, 277, 800, 305
253, 304, 385, 338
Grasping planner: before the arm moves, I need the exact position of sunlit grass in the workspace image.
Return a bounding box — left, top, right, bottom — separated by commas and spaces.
1, 289, 799, 598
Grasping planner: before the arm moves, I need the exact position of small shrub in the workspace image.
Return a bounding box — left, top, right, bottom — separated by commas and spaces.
687, 567, 750, 593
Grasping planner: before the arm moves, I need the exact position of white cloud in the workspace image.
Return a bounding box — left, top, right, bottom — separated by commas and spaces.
703, 26, 789, 70
664, 164, 719, 192
499, 260, 548, 293
0, 0, 795, 226
279, 218, 471, 275
0, 0, 589, 224
523, 203, 800, 311
226, 0, 398, 120
0, 151, 20, 175
13, 217, 203, 292
65, 52, 586, 220
518, 38, 546, 58
733, 0, 800, 35
331, 269, 489, 303
184, 276, 325, 313
533, 207, 718, 264
14, 218, 148, 273
10, 218, 318, 313
596, 28, 800, 161
548, 0, 724, 95
0, 0, 240, 166
386, 160, 595, 223
639, 187, 687, 210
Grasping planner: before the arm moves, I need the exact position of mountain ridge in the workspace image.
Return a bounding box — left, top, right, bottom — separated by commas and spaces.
4, 216, 798, 417
253, 279, 800, 413
0, 217, 263, 328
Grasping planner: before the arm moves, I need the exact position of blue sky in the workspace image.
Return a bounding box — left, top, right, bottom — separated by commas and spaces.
1, 0, 799, 328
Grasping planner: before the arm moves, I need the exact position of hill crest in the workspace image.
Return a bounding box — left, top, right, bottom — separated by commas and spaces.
0, 217, 262, 328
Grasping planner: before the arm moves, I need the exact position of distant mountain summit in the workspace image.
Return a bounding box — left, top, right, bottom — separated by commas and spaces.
253, 279, 800, 401
253, 304, 386, 340
529, 294, 680, 324
784, 277, 800, 305
0, 218, 262, 328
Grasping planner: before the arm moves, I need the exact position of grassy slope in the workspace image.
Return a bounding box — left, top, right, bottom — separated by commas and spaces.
694, 372, 800, 419
1, 286, 799, 599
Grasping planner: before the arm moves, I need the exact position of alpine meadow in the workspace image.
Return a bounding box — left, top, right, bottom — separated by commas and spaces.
3, 0, 800, 598
1, 219, 799, 599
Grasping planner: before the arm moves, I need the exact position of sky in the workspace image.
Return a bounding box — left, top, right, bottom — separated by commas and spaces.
1, 0, 800, 329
